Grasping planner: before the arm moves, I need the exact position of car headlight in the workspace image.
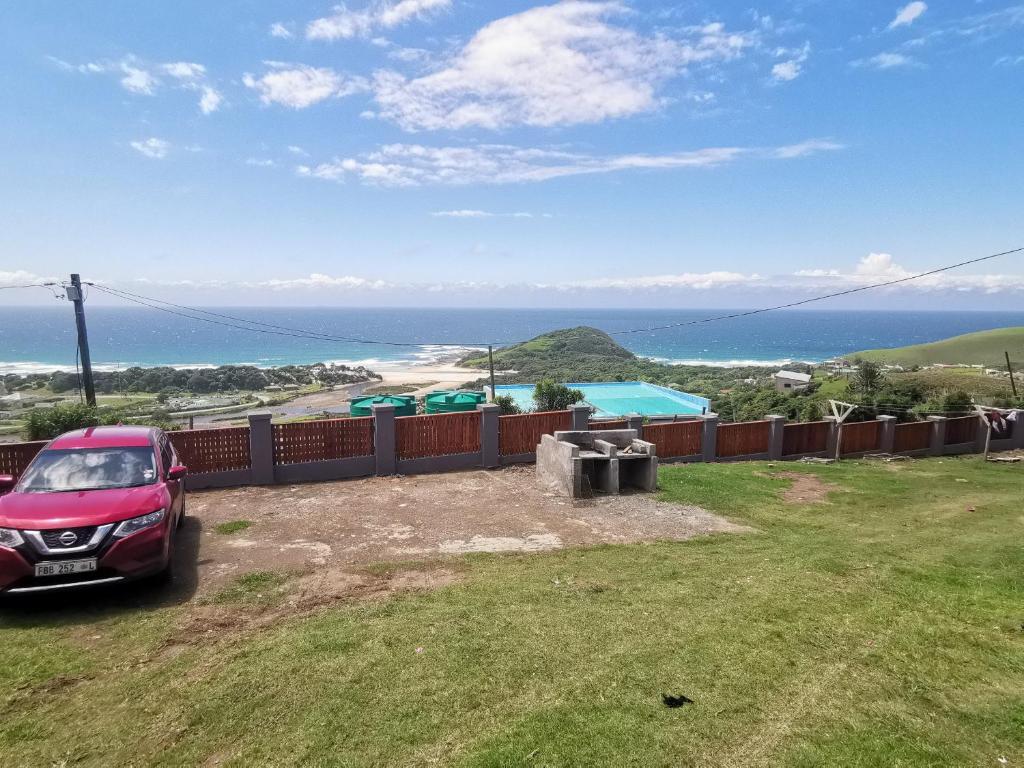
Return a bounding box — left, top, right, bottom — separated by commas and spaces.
112, 509, 166, 539
0, 528, 24, 548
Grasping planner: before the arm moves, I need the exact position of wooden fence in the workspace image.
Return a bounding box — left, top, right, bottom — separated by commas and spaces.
717, 420, 770, 458
782, 421, 829, 456
0, 440, 47, 480
498, 411, 571, 456
643, 420, 702, 458
396, 412, 481, 460
944, 416, 978, 445
893, 421, 932, 453
272, 418, 374, 465
839, 420, 881, 455
168, 427, 251, 474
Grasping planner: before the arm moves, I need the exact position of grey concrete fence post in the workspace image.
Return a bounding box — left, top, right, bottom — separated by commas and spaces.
877, 415, 897, 454
973, 415, 989, 454
626, 413, 644, 438
372, 403, 397, 476
700, 413, 718, 462
927, 416, 947, 456
766, 414, 786, 460
478, 403, 500, 469
248, 413, 275, 485
824, 416, 839, 458
1013, 410, 1024, 449
570, 404, 591, 431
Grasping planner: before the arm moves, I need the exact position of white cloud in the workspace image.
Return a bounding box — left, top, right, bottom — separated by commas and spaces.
575, 272, 761, 290
198, 86, 223, 114
296, 138, 841, 187
889, 2, 927, 30
306, 0, 451, 41
257, 274, 390, 291
119, 62, 157, 94
243, 62, 368, 108
431, 209, 551, 218
0, 270, 56, 288
372, 2, 751, 131
854, 52, 918, 69
995, 54, 1024, 66
246, 158, 277, 167
287, 145, 310, 156
162, 61, 206, 80
270, 22, 294, 39
771, 41, 810, 82
130, 137, 171, 159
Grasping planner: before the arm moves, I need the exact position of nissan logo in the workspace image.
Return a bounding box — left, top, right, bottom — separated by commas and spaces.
58, 531, 78, 546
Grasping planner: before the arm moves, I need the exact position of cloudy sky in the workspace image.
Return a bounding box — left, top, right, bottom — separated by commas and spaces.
1, 0, 1022, 308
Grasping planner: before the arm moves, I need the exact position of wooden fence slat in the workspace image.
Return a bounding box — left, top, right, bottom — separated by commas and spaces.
782, 421, 829, 456
643, 421, 702, 458
944, 416, 978, 445
894, 421, 932, 453
0, 441, 48, 480
272, 418, 374, 465
396, 412, 481, 460
839, 420, 881, 455
716, 420, 770, 458
168, 427, 251, 474
498, 411, 571, 456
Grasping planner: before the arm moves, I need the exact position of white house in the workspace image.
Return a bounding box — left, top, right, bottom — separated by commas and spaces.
774, 370, 812, 392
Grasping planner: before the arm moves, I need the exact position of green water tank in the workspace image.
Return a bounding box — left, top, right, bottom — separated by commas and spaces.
424, 390, 487, 414
349, 394, 417, 417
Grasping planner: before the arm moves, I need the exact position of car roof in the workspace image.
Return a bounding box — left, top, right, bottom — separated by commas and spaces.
48, 425, 159, 450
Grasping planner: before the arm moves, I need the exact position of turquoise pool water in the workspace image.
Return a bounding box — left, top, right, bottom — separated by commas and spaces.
494, 382, 710, 418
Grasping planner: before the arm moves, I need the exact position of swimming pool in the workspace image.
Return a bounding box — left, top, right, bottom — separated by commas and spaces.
494, 382, 710, 418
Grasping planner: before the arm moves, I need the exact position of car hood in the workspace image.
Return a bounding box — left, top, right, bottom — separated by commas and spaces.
0, 485, 168, 529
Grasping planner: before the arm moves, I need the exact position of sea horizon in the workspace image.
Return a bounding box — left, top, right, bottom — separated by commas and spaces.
2, 306, 1023, 376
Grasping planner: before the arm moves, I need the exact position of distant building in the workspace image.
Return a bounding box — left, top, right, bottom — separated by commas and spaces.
281, 384, 301, 391
774, 370, 812, 392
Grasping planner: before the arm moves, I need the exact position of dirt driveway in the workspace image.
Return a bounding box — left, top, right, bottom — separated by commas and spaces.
187, 466, 746, 595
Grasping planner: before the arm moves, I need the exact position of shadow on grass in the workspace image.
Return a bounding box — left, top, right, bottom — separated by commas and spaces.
0, 516, 202, 625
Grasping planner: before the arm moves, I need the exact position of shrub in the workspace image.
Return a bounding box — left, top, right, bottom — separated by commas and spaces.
25, 403, 100, 440
533, 380, 584, 412
493, 395, 522, 415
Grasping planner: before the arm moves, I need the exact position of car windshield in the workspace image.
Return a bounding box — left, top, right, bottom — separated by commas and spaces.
17, 447, 158, 492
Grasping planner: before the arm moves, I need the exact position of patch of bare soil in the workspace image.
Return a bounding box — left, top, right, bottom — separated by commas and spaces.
775, 472, 838, 504
185, 466, 745, 597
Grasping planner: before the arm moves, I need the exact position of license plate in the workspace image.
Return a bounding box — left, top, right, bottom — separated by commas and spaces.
34, 559, 98, 578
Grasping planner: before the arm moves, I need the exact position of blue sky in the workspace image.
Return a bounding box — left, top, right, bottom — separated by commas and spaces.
1, 0, 1022, 309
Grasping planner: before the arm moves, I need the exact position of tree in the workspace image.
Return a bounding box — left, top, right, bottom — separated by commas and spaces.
533, 380, 584, 412
25, 403, 99, 440
852, 361, 885, 396
493, 395, 522, 415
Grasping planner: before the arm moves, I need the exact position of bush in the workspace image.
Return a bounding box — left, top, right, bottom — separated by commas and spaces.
533, 380, 584, 412
25, 403, 100, 440
493, 395, 522, 415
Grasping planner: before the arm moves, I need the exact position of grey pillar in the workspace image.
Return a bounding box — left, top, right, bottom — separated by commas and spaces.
877, 415, 897, 454
824, 416, 840, 458
927, 416, 947, 456
372, 403, 397, 476
248, 413, 274, 486
700, 413, 718, 462
766, 414, 786, 460
570, 404, 591, 431
478, 403, 500, 468
1013, 410, 1024, 449
973, 415, 989, 454
626, 413, 643, 437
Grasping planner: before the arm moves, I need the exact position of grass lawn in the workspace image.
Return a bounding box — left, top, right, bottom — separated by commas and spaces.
2, 457, 1022, 766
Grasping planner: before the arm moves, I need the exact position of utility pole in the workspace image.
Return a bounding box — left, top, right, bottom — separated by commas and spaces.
487, 345, 496, 402
67, 274, 96, 406
1006, 351, 1019, 399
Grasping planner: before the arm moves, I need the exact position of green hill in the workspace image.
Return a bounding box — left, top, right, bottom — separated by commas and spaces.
851, 327, 1024, 368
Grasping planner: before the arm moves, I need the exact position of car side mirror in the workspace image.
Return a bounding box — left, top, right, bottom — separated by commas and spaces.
167, 465, 188, 481
0, 475, 15, 491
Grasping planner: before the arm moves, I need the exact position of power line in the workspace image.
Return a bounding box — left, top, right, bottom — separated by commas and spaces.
81, 244, 1023, 350
601, 246, 1024, 337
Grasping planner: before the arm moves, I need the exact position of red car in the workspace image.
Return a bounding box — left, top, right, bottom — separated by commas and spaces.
0, 426, 186, 595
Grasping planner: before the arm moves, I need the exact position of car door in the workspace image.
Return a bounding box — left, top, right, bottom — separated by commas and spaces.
159, 436, 184, 518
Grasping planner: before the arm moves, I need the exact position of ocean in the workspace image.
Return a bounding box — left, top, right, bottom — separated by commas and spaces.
1, 306, 1022, 375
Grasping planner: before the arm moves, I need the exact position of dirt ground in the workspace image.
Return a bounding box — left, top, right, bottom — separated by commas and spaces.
186, 466, 747, 596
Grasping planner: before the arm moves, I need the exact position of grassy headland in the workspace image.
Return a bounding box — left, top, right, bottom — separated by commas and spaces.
851, 326, 1024, 368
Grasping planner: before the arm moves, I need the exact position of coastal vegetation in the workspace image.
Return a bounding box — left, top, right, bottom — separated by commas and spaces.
851, 326, 1024, 367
